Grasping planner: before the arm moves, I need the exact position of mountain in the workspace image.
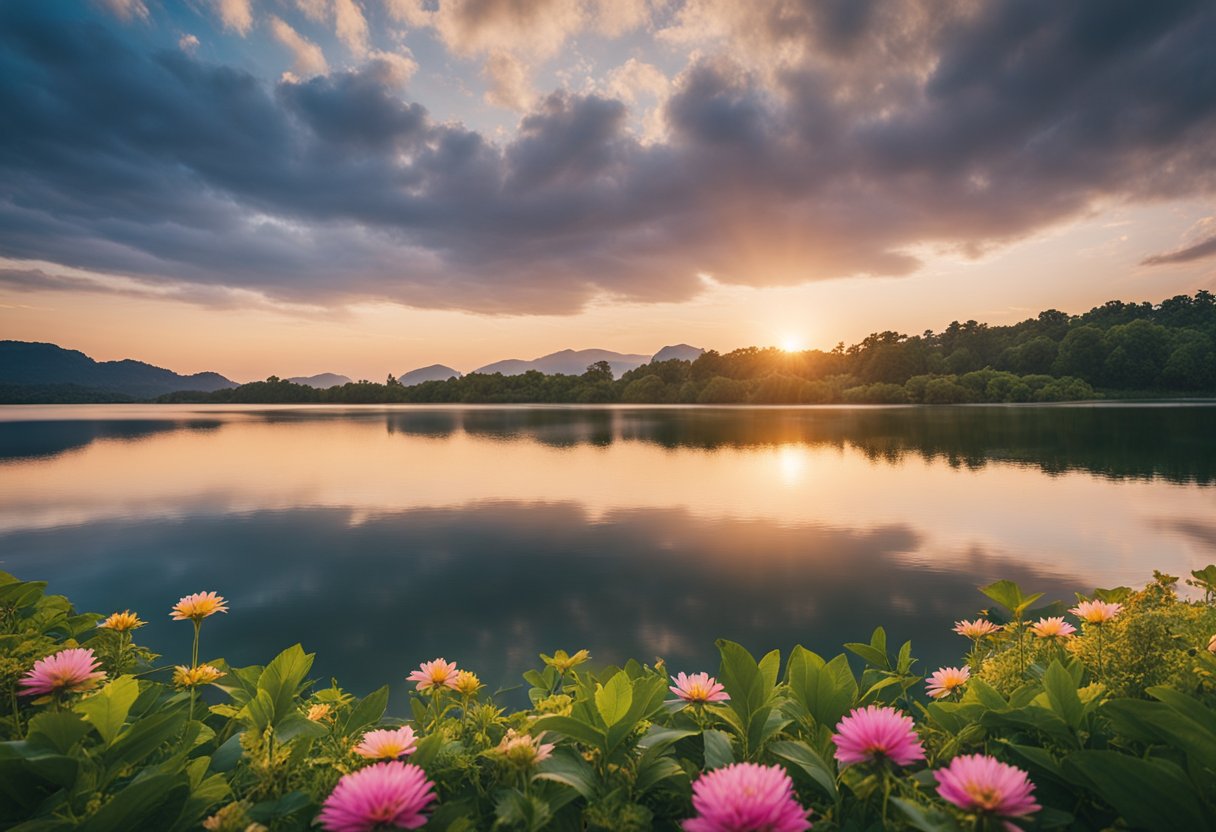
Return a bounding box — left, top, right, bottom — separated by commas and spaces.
288, 373, 352, 388
651, 344, 705, 363
398, 365, 462, 386
0, 341, 237, 399
474, 348, 650, 378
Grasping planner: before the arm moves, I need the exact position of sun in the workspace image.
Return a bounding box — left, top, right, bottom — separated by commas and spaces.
779, 335, 805, 352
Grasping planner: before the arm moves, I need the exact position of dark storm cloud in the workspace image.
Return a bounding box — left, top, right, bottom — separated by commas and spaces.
1142, 233, 1216, 266
0, 1, 1214, 313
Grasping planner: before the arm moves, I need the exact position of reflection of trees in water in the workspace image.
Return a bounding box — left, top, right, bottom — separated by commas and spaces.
382, 406, 1216, 484
1, 503, 1085, 709
0, 419, 222, 462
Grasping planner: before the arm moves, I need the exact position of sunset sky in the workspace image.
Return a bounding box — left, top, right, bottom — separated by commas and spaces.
1, 0, 1214, 381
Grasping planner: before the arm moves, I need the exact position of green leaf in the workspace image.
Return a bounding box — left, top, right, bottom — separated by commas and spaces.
1062, 751, 1210, 832
980, 580, 1043, 617
534, 749, 597, 799
78, 773, 190, 832
891, 797, 962, 832
637, 726, 698, 753
256, 644, 314, 729
494, 790, 551, 832
787, 650, 857, 729
342, 685, 390, 736
531, 715, 606, 752
635, 753, 685, 795
1042, 661, 1083, 729
247, 791, 313, 823
104, 710, 188, 772
843, 642, 887, 670
75, 675, 139, 746
26, 711, 92, 754
769, 740, 838, 800
238, 688, 276, 733
703, 729, 734, 770
594, 671, 633, 727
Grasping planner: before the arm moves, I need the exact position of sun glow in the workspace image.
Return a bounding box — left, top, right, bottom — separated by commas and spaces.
779, 335, 805, 352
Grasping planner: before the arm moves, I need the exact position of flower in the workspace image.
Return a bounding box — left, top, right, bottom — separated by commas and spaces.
173, 664, 225, 688
1069, 600, 1122, 625
670, 672, 731, 704
926, 666, 971, 700
19, 647, 106, 697
953, 619, 1001, 639
317, 761, 436, 832
540, 649, 591, 673
407, 658, 460, 691
492, 729, 555, 769
170, 591, 229, 622
935, 754, 1040, 829
308, 703, 334, 722
1208, 634, 1216, 654
1029, 617, 1076, 640
354, 726, 418, 760
832, 705, 926, 767
683, 762, 812, 832
452, 670, 483, 696
98, 610, 146, 632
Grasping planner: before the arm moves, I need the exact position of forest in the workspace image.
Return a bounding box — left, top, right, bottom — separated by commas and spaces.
159, 292, 1216, 405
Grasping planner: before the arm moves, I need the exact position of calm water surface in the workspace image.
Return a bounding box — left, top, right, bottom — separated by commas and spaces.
1, 404, 1213, 706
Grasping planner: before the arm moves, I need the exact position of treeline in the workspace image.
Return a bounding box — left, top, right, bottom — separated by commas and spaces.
159, 291, 1216, 405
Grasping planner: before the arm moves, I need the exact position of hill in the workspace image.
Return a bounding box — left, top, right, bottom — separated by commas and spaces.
651, 344, 705, 363
398, 365, 462, 386
475, 348, 649, 378
0, 341, 236, 401
287, 373, 352, 388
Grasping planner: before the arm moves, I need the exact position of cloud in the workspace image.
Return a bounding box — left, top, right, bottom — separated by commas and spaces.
214, 0, 254, 36
1142, 232, 1216, 266
96, 0, 150, 23
268, 15, 329, 77
1, 1, 1215, 314
178, 33, 201, 54
482, 51, 533, 111
333, 0, 370, 56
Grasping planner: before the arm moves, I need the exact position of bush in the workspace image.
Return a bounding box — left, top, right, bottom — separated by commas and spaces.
2, 568, 1215, 831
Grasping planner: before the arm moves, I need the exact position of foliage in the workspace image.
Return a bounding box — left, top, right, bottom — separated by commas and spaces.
150, 291, 1216, 406
2, 566, 1215, 830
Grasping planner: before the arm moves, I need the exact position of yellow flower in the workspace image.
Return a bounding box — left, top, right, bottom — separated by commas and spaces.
541, 649, 590, 673
307, 703, 333, 722
98, 610, 146, 632
173, 664, 225, 688
453, 670, 484, 696
171, 591, 229, 622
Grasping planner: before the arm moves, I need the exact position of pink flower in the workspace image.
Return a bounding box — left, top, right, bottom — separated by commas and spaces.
953, 619, 1001, 639
19, 647, 106, 697
935, 754, 1040, 830
926, 666, 970, 700
407, 658, 460, 691
670, 672, 730, 704
1069, 601, 1122, 625
1208, 634, 1216, 654
832, 705, 925, 767
317, 761, 436, 832
683, 763, 812, 832
354, 726, 418, 760
1029, 617, 1076, 640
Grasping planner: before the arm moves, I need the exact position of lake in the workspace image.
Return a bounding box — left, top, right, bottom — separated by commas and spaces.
1, 403, 1213, 707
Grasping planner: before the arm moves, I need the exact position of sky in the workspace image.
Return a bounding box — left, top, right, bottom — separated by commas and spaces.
1, 0, 1214, 382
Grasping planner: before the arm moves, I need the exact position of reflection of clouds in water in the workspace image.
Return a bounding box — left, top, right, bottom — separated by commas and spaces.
0, 501, 1084, 710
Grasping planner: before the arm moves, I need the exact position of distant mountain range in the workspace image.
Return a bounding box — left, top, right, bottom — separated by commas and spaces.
0, 341, 236, 400
472, 346, 703, 378
398, 365, 462, 386
0, 341, 707, 402
288, 373, 352, 388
